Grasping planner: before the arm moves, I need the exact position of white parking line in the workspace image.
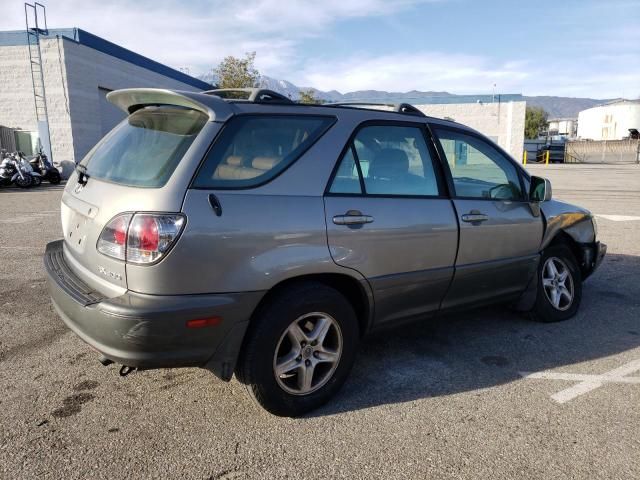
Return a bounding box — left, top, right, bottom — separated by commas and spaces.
595, 214, 640, 222
520, 359, 640, 404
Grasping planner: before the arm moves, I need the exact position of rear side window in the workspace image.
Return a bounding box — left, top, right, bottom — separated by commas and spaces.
193, 115, 334, 189
82, 106, 207, 187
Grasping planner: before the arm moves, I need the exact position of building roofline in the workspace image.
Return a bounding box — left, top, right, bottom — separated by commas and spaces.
603, 98, 640, 106
0, 28, 212, 90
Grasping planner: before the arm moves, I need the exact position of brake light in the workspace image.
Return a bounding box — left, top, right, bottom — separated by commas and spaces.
127, 214, 184, 264
132, 216, 160, 251
97, 213, 185, 264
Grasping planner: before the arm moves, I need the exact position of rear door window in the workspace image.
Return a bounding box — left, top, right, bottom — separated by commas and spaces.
329, 124, 441, 196
81, 106, 207, 187
193, 115, 334, 189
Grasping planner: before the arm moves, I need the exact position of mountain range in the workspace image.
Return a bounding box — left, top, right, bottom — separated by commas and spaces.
200, 73, 610, 118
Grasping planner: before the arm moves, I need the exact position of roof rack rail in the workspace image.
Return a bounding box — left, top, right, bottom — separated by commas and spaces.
203, 88, 293, 104
324, 101, 426, 117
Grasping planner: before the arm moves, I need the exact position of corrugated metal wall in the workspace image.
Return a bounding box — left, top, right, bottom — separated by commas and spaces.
0, 125, 16, 151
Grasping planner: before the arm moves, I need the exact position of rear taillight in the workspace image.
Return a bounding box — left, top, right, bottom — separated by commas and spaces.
127, 214, 185, 264
96, 214, 132, 261
97, 213, 185, 264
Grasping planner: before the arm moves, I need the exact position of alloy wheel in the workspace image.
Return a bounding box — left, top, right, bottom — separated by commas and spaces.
542, 256, 574, 311
273, 312, 343, 396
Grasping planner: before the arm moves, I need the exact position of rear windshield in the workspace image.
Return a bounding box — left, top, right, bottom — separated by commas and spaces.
81, 106, 207, 187
192, 115, 334, 189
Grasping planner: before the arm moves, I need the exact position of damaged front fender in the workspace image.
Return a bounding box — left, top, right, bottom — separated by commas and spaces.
540, 199, 595, 250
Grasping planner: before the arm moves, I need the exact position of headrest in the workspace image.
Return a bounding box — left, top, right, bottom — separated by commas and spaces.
225, 155, 243, 166
214, 164, 264, 180
252, 156, 280, 170
369, 149, 409, 179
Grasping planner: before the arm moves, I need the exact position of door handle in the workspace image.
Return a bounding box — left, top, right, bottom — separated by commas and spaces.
461, 211, 489, 223
332, 211, 374, 225
208, 194, 222, 216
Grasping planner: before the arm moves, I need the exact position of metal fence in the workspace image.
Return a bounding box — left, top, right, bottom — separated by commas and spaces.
565, 139, 640, 164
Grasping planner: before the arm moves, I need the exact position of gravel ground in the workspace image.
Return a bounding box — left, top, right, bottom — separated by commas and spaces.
0, 165, 638, 479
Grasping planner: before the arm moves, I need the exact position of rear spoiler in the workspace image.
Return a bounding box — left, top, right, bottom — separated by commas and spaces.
106, 88, 235, 122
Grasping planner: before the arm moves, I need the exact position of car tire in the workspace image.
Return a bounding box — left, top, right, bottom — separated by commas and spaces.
236, 281, 359, 417
531, 244, 582, 323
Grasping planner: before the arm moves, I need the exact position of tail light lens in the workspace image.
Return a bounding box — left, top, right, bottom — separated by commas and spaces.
127, 214, 185, 264
97, 214, 132, 261
97, 213, 185, 264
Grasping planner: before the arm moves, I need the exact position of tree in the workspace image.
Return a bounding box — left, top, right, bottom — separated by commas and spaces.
525, 106, 549, 139
298, 89, 323, 104
214, 52, 260, 89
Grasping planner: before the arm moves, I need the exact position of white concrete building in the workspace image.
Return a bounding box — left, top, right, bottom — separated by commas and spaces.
0, 28, 211, 172
416, 101, 526, 161
577, 99, 640, 140
547, 118, 577, 138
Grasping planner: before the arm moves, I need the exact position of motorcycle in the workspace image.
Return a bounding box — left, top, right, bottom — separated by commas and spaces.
16, 151, 42, 187
28, 148, 61, 184
0, 151, 33, 188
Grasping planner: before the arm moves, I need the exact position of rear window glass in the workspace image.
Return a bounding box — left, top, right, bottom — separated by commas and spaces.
192, 115, 334, 189
81, 106, 207, 187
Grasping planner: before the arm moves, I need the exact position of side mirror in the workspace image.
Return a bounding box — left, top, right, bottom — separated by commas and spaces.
529, 176, 552, 202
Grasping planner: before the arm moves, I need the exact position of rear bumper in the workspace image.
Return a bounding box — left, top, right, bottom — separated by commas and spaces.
44, 240, 263, 380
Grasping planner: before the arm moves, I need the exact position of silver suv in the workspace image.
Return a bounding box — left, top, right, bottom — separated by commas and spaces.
45, 88, 606, 416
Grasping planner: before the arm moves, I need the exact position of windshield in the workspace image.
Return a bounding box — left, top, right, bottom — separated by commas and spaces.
81, 106, 207, 187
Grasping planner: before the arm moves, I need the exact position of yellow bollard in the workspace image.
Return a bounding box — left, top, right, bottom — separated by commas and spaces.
523, 150, 527, 165
545, 150, 550, 165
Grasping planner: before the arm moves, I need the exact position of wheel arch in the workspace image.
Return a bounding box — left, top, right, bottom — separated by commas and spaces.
514, 229, 583, 313
546, 230, 582, 263
205, 272, 373, 382
248, 273, 374, 338
546, 229, 595, 279
225, 272, 372, 382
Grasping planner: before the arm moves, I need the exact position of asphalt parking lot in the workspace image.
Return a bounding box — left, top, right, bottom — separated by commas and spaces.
0, 164, 638, 479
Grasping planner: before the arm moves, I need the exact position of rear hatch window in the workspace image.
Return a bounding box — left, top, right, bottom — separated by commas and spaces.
80, 106, 207, 187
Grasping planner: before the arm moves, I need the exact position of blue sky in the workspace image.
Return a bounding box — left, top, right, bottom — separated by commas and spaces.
1, 0, 639, 97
